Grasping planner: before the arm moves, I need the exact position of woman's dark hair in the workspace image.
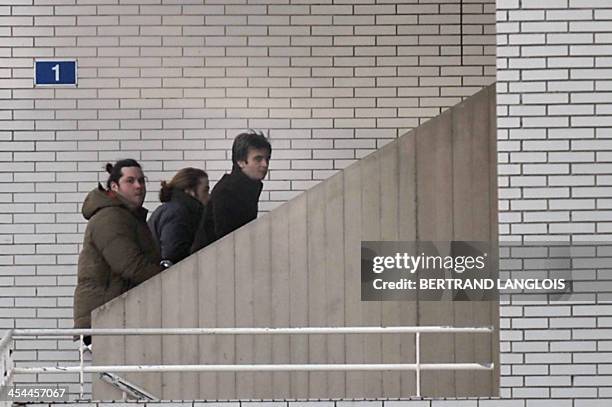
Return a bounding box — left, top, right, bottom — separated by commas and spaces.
159, 167, 208, 202
231, 129, 272, 166
105, 159, 142, 190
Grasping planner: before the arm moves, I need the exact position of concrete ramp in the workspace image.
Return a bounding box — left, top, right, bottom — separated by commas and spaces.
92, 84, 499, 400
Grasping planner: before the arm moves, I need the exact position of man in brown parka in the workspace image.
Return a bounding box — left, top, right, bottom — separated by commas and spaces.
73, 159, 162, 344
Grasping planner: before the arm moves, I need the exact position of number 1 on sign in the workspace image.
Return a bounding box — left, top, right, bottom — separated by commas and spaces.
51, 64, 59, 81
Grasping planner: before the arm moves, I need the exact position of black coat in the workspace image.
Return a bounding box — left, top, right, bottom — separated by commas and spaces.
148, 188, 204, 264
191, 165, 262, 253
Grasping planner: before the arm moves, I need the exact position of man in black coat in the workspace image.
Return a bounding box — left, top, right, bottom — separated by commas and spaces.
191, 130, 271, 252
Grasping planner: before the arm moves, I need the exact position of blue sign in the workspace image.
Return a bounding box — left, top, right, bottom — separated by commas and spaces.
35, 60, 77, 86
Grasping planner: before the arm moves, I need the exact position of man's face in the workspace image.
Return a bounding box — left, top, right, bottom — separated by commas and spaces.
111, 166, 146, 208
238, 147, 270, 181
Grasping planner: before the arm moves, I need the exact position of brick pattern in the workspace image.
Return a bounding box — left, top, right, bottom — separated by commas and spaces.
497, 0, 612, 403
8, 0, 612, 405
0, 0, 495, 398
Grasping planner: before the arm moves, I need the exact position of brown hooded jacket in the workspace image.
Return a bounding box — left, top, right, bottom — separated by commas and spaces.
73, 185, 161, 328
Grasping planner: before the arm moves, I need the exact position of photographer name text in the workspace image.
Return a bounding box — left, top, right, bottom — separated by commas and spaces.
373, 278, 566, 291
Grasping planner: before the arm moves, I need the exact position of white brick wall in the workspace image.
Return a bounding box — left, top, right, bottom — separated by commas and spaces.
497, 0, 612, 405
0, 0, 495, 399
4, 0, 611, 405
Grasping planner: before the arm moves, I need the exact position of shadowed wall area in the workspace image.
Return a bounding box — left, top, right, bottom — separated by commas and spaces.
92, 84, 498, 400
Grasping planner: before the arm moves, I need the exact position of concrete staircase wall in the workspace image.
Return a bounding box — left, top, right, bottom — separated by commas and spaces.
91, 84, 498, 400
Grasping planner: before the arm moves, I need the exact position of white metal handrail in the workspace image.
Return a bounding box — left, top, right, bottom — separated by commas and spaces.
13, 362, 493, 373
12, 326, 493, 336
2, 326, 494, 400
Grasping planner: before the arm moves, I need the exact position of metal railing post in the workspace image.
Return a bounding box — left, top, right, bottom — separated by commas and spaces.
79, 334, 84, 400
0, 330, 14, 406
415, 332, 421, 397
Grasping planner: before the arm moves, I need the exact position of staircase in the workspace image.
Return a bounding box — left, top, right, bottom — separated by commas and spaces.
91, 84, 499, 400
